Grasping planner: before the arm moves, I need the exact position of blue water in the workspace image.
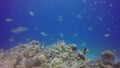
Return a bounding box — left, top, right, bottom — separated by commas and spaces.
0, 0, 120, 59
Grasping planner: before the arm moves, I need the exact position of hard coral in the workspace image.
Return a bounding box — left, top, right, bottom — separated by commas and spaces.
101, 50, 115, 65
0, 40, 119, 68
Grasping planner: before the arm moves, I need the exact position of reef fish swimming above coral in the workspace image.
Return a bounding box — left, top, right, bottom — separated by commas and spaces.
0, 0, 120, 68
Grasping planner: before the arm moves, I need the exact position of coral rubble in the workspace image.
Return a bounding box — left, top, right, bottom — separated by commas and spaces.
0, 40, 119, 68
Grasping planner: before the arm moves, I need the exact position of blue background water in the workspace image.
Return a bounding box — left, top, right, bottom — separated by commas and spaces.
0, 0, 120, 59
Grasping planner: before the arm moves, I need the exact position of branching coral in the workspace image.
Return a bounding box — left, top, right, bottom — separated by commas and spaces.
0, 40, 119, 68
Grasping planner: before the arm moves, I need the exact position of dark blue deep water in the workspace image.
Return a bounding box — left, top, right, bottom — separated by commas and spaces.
0, 0, 120, 59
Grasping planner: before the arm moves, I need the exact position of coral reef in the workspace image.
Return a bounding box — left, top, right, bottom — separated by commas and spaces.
0, 40, 119, 68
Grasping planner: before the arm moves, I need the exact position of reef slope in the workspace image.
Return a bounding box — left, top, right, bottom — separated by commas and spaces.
0, 40, 120, 68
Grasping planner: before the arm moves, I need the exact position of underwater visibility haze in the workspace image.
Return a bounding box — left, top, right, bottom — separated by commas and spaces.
0, 0, 120, 60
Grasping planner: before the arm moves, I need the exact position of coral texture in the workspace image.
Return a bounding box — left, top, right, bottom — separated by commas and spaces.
0, 40, 119, 68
